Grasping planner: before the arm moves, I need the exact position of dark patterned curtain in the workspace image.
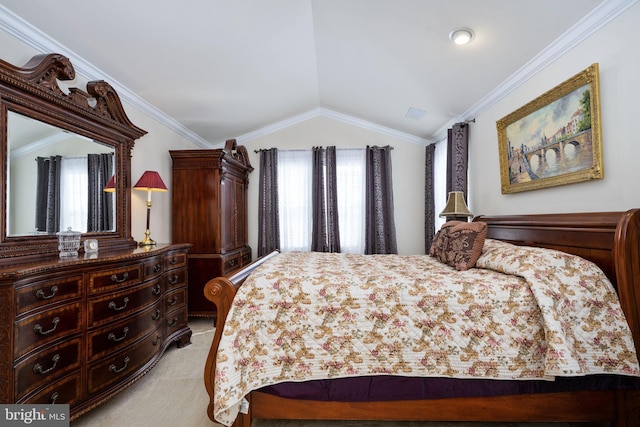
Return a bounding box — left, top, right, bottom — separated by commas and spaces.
87, 153, 114, 232
311, 147, 327, 252
257, 148, 280, 257
447, 122, 469, 197
364, 145, 397, 254
311, 146, 341, 253
424, 143, 436, 253
325, 146, 340, 252
35, 155, 62, 233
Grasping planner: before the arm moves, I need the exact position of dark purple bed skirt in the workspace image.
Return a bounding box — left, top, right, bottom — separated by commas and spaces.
259, 374, 640, 402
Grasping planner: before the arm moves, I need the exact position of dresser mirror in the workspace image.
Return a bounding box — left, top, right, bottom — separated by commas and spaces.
8, 110, 116, 236
0, 53, 147, 261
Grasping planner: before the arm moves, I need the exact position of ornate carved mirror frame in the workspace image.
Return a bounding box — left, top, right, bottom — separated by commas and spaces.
0, 53, 147, 262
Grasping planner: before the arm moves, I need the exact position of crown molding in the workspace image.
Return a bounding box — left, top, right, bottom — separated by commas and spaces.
0, 5, 212, 149
232, 107, 430, 147
431, 0, 639, 144
318, 108, 431, 145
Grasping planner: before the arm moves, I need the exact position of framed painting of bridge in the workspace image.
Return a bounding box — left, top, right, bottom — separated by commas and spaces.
496, 63, 603, 194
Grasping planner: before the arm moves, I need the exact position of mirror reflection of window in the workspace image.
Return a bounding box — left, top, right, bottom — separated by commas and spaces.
60, 157, 89, 232
35, 154, 114, 234
8, 111, 116, 236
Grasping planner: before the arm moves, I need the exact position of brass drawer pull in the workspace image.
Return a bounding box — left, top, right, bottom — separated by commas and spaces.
153, 263, 162, 273
50, 392, 59, 404
152, 335, 162, 346
167, 317, 178, 327
34, 317, 60, 335
108, 356, 130, 374
169, 256, 178, 265
167, 296, 178, 306
108, 327, 129, 342
33, 354, 60, 374
108, 297, 130, 311
151, 309, 161, 321
168, 275, 179, 285
110, 272, 129, 283
152, 283, 161, 295
36, 285, 59, 300
228, 259, 236, 267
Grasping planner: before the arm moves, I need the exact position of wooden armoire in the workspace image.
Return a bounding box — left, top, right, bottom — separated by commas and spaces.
170, 140, 253, 317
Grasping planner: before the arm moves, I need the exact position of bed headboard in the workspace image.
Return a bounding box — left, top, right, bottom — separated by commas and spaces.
476, 211, 625, 284
475, 209, 640, 354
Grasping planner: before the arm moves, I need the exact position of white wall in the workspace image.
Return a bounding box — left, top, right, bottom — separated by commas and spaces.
242, 115, 426, 256
127, 107, 200, 244
469, 2, 640, 216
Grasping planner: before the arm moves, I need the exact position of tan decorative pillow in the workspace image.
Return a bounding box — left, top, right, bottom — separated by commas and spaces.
429, 221, 488, 271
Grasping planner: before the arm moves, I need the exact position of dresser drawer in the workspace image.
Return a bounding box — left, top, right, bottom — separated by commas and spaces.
18, 372, 82, 406
165, 251, 187, 270
165, 268, 187, 292
15, 338, 81, 401
88, 301, 163, 361
164, 288, 187, 313
88, 264, 142, 293
165, 307, 188, 338
88, 280, 162, 327
16, 275, 83, 315
87, 328, 163, 394
143, 256, 164, 280
15, 302, 82, 357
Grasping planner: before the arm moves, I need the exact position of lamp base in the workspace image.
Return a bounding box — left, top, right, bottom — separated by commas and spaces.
138, 229, 156, 247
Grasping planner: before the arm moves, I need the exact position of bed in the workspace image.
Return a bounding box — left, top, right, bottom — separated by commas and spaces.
203, 210, 640, 426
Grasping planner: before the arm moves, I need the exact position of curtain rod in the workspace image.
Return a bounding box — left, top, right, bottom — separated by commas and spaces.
35, 155, 88, 161
254, 146, 394, 153
35, 152, 114, 161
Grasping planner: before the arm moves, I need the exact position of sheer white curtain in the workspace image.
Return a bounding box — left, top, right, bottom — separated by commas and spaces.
336, 149, 365, 253
277, 148, 367, 253
278, 150, 313, 252
60, 157, 88, 232
433, 140, 447, 230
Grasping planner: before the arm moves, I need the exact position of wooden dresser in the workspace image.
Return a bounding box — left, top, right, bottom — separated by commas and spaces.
0, 54, 194, 419
170, 140, 254, 317
0, 243, 192, 419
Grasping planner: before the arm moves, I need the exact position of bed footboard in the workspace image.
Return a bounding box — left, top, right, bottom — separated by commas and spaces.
203, 250, 279, 423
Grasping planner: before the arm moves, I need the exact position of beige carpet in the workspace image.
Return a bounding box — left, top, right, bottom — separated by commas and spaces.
71, 318, 606, 427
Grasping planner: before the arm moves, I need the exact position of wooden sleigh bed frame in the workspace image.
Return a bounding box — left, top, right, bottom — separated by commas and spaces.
204, 210, 640, 426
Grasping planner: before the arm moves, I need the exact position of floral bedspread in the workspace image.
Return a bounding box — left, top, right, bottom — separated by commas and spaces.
213, 239, 640, 426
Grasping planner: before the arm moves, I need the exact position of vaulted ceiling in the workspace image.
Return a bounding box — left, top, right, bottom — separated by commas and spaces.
1, 0, 615, 146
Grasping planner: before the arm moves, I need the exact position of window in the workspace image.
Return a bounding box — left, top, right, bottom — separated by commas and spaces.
278, 150, 312, 252
335, 149, 365, 253
277, 148, 366, 253
433, 140, 447, 230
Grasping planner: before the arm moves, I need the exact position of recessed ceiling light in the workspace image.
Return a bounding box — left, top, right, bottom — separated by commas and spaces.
449, 28, 475, 45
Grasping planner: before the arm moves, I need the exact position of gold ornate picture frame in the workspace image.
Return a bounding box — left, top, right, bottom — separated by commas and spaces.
496, 63, 603, 194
